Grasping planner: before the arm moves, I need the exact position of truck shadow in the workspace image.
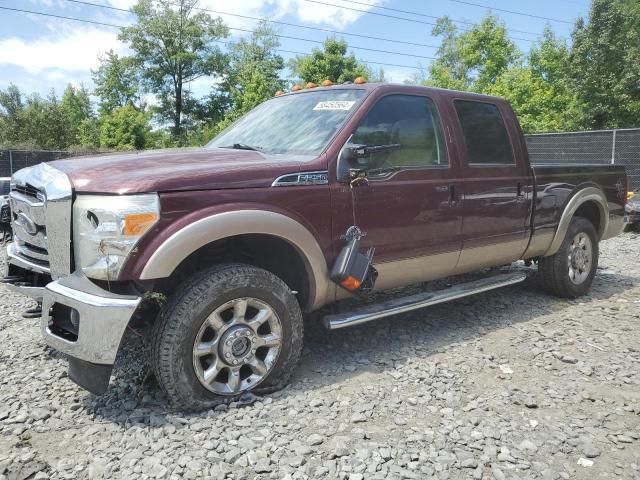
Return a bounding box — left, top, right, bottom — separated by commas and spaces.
85, 267, 637, 426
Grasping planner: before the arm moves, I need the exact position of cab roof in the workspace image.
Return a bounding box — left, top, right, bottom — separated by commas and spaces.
283, 82, 507, 104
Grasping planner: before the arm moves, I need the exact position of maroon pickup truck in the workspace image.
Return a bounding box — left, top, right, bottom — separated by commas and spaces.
3, 83, 627, 408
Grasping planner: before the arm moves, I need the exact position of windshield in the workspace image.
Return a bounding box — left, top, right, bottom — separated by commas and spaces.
208, 89, 367, 156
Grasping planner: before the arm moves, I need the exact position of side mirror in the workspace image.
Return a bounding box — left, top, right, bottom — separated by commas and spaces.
337, 142, 401, 183
337, 143, 368, 184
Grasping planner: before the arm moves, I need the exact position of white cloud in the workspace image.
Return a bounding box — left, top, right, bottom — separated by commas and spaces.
105, 0, 137, 9
83, 0, 381, 30
197, 0, 384, 30
0, 27, 124, 74
44, 69, 71, 82
0, 0, 384, 94
292, 0, 381, 29
384, 68, 419, 84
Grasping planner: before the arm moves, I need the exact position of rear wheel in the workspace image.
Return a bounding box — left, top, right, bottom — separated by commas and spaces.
151, 264, 304, 409
538, 217, 599, 298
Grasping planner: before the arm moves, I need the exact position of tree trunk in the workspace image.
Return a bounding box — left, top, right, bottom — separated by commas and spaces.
174, 83, 182, 137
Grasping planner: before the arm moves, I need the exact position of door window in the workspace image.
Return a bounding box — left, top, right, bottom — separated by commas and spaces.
351, 95, 447, 170
454, 100, 514, 165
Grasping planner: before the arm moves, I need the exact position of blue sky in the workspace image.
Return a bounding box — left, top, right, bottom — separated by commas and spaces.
0, 0, 590, 99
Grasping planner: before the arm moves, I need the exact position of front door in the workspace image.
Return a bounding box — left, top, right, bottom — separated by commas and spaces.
330, 93, 463, 292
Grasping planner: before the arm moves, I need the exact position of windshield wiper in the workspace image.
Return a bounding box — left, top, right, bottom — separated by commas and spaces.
220, 143, 264, 152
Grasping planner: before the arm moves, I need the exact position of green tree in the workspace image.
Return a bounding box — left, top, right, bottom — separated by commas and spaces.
214, 22, 285, 132
425, 15, 519, 92
60, 84, 93, 147
425, 17, 584, 133
289, 37, 369, 85
99, 104, 151, 150
0, 84, 24, 146
92, 50, 142, 116
530, 27, 572, 88
14, 91, 66, 150
487, 28, 580, 133
488, 67, 570, 133
425, 18, 470, 90
570, 0, 640, 128
119, 0, 229, 139
461, 16, 519, 92
77, 118, 101, 148
38, 92, 67, 150
0, 84, 95, 149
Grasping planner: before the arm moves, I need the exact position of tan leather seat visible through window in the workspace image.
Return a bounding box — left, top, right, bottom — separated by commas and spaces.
391, 118, 436, 167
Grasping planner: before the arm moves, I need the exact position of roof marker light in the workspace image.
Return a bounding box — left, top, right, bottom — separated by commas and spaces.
321, 79, 333, 86
354, 77, 367, 84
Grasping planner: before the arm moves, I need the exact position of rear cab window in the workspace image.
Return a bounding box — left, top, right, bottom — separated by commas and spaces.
454, 100, 514, 166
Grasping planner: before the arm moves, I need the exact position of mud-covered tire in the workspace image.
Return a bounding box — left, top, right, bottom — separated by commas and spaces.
150, 264, 303, 410
538, 217, 599, 298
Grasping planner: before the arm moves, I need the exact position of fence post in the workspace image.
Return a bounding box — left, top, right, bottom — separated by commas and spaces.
8, 150, 13, 175
611, 129, 617, 165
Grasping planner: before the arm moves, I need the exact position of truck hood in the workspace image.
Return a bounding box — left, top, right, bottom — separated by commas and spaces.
50, 148, 310, 194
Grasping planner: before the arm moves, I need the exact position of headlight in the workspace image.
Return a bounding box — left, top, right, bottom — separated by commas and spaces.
73, 194, 160, 280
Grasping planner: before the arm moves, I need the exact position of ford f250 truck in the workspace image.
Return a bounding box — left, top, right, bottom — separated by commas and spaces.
2, 83, 627, 409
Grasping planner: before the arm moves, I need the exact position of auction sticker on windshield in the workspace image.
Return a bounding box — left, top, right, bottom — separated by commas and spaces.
313, 101, 356, 111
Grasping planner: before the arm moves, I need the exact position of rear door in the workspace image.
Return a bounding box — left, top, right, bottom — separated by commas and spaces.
329, 92, 463, 291
449, 99, 533, 273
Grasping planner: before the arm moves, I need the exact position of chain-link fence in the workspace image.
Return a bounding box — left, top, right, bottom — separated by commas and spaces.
525, 128, 640, 190
0, 150, 74, 178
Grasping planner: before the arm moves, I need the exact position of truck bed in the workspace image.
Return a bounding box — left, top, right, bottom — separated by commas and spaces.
531, 163, 627, 239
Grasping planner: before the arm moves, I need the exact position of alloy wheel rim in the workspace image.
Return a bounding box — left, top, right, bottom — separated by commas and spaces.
567, 232, 593, 285
192, 297, 282, 395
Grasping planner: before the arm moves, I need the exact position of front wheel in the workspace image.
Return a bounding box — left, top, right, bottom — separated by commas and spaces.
150, 264, 304, 409
538, 217, 599, 298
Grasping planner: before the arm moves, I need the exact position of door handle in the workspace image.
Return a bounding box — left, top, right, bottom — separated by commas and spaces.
516, 183, 527, 202
436, 185, 457, 206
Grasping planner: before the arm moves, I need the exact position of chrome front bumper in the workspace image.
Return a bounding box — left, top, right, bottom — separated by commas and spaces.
40, 273, 141, 365
4, 251, 141, 366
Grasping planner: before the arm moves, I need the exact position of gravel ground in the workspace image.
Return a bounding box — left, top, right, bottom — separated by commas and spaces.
1, 233, 639, 480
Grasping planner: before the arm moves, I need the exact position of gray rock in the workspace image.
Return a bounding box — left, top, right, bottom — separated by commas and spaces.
581, 442, 601, 458
253, 459, 272, 473
492, 467, 506, 480
518, 439, 538, 454
223, 448, 242, 464
307, 433, 324, 446
30, 408, 51, 421
0, 235, 639, 480
87, 459, 109, 479
329, 437, 351, 458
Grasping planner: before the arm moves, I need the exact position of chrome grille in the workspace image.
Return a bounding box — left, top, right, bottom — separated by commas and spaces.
9, 163, 72, 279
13, 183, 45, 201
10, 187, 50, 269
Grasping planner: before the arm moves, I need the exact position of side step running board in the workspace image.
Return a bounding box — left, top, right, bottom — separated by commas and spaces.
323, 272, 527, 330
